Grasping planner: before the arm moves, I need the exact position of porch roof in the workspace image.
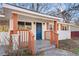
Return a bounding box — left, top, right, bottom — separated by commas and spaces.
3, 3, 63, 21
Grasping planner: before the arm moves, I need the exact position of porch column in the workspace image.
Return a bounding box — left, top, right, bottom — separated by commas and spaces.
12, 13, 18, 34
54, 18, 59, 48
54, 19, 57, 33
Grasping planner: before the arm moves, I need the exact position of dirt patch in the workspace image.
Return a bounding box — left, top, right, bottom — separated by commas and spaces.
6, 49, 33, 56
59, 39, 79, 55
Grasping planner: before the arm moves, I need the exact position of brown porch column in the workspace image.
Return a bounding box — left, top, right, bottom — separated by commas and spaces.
12, 13, 18, 34
54, 19, 57, 33
54, 18, 59, 48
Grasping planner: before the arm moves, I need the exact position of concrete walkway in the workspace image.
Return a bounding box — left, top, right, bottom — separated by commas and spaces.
38, 48, 77, 56
35, 40, 77, 56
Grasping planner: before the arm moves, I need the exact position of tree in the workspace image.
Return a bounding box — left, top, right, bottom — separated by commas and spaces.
47, 3, 79, 23
10, 3, 51, 14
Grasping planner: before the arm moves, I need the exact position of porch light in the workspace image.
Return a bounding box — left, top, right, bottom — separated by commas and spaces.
34, 22, 35, 24
43, 23, 45, 25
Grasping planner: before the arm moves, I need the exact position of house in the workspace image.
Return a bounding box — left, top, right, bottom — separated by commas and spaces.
0, 4, 60, 53
0, 4, 74, 43
0, 3, 70, 39
0, 4, 78, 40
0, 3, 79, 54
70, 23, 79, 39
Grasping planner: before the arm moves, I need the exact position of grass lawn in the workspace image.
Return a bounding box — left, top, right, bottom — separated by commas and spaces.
59, 39, 79, 55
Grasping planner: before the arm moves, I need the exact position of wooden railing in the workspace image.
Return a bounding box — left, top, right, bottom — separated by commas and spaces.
17, 30, 29, 48
28, 31, 35, 55
44, 31, 59, 48
9, 30, 35, 55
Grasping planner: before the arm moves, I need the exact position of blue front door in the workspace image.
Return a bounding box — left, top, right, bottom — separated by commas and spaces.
36, 23, 42, 40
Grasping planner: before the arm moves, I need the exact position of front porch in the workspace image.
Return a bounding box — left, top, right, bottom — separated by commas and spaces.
0, 6, 59, 55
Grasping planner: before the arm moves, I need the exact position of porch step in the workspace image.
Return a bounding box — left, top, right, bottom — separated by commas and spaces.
36, 45, 55, 55
35, 40, 56, 54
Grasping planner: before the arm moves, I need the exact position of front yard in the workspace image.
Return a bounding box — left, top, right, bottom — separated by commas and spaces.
59, 39, 79, 55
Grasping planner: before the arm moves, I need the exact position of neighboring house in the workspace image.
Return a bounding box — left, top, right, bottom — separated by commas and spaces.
70, 24, 79, 39
0, 3, 79, 46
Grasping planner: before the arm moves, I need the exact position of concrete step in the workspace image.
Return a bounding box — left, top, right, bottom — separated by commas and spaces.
36, 45, 56, 55
35, 42, 55, 54
35, 40, 56, 54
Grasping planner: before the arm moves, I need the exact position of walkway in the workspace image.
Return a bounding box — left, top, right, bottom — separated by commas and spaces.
38, 48, 77, 56
35, 40, 77, 56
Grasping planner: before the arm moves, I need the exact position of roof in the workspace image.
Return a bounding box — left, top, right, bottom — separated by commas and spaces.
3, 3, 63, 21
58, 22, 79, 28
70, 24, 79, 28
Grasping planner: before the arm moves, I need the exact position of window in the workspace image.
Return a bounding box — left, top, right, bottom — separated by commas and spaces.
0, 20, 9, 32
47, 23, 53, 30
49, 24, 52, 30
18, 22, 24, 30
25, 22, 32, 30
18, 21, 32, 30
61, 24, 69, 30
18, 22, 25, 30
